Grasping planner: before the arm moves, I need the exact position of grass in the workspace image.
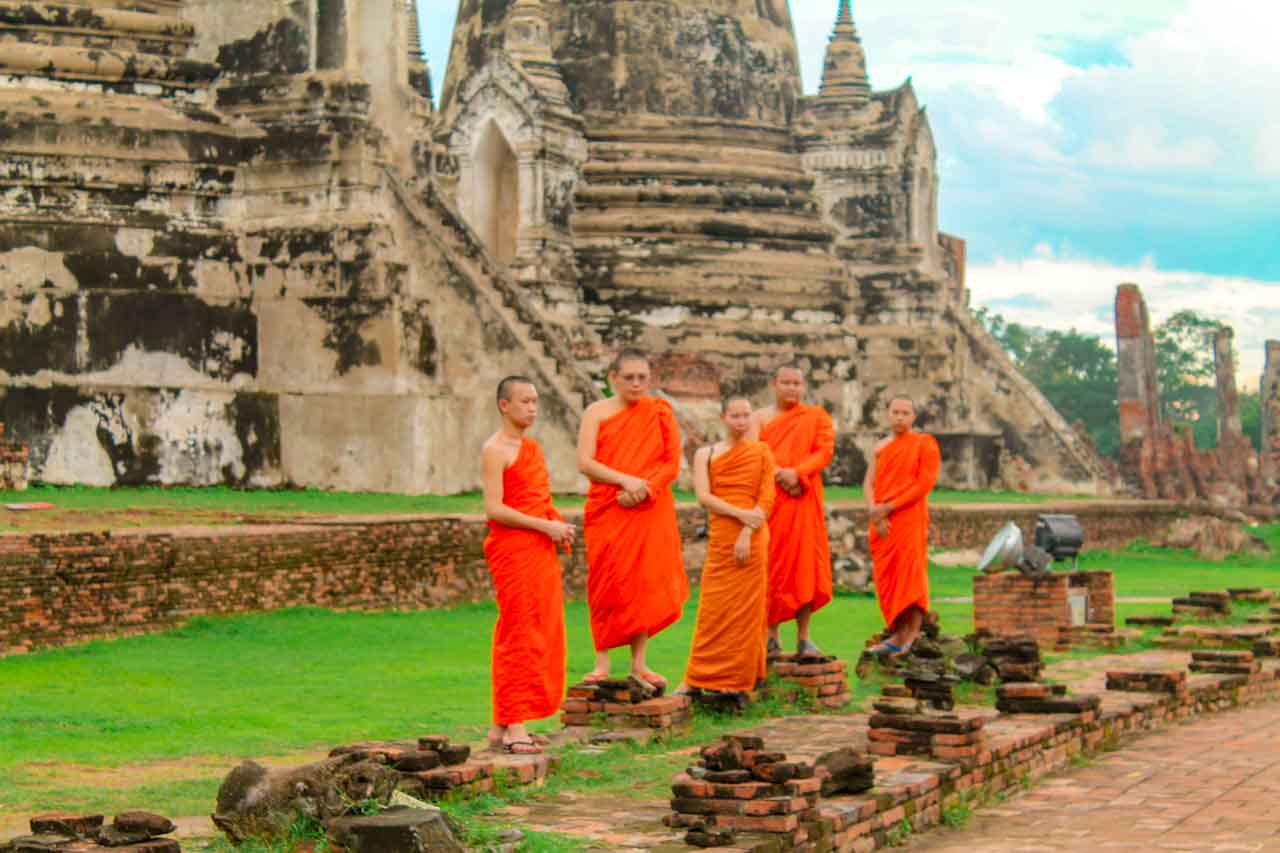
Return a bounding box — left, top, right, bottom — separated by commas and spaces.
0, 484, 1100, 534
1, 523, 1277, 823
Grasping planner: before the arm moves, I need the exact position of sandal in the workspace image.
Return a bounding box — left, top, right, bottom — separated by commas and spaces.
501, 740, 543, 755
796, 639, 824, 656
631, 670, 668, 691
867, 640, 905, 659
766, 636, 782, 656
580, 671, 610, 685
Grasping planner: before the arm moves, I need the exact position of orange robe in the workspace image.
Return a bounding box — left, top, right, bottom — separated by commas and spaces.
868, 431, 941, 629
584, 397, 689, 651
483, 438, 567, 726
684, 441, 776, 692
760, 404, 835, 626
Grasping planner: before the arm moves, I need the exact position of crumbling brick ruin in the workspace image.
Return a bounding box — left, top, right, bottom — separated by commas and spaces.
0, 0, 1111, 494
1114, 283, 1270, 507
1264, 341, 1280, 502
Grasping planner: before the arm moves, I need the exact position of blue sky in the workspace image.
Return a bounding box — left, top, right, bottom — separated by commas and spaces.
421, 0, 1279, 381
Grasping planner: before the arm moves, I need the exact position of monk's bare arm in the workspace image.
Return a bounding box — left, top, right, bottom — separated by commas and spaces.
693, 447, 756, 525
576, 404, 646, 491
747, 409, 767, 442
482, 443, 565, 539
863, 441, 880, 509
795, 410, 836, 479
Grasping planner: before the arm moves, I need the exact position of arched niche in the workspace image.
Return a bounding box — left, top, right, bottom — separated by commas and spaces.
472, 120, 520, 266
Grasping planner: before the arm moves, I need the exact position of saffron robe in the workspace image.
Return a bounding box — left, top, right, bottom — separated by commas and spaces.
583, 396, 689, 651
684, 441, 776, 692
760, 404, 835, 626
483, 438, 567, 726
868, 431, 941, 629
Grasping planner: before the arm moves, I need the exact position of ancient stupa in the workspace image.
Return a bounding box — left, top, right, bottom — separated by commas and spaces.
0, 0, 1110, 494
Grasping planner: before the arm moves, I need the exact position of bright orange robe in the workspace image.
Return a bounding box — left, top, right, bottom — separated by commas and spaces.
684, 441, 776, 692
483, 438, 567, 726
760, 404, 835, 626
584, 397, 689, 651
868, 431, 941, 629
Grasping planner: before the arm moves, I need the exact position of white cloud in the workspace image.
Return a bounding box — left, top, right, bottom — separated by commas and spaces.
968, 252, 1280, 386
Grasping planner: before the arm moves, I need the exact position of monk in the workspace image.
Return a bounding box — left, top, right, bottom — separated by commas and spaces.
864, 395, 941, 657
751, 364, 835, 656
481, 376, 575, 754
679, 397, 775, 694
577, 349, 688, 688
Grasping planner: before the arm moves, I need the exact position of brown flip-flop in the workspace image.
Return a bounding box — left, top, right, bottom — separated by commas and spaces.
502, 740, 543, 755
632, 670, 668, 691
581, 671, 610, 685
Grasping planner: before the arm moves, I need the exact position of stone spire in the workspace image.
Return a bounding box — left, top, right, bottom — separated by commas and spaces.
504, 0, 568, 97
405, 0, 431, 98
817, 0, 871, 109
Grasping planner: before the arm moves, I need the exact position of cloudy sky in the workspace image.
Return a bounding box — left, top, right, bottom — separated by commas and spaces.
421, 0, 1279, 383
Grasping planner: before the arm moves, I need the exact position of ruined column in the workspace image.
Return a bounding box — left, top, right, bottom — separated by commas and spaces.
1264, 341, 1280, 500
1114, 284, 1162, 497
1214, 326, 1243, 439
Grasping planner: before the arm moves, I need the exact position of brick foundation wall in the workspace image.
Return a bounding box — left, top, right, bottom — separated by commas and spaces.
0, 501, 1197, 655
973, 571, 1116, 648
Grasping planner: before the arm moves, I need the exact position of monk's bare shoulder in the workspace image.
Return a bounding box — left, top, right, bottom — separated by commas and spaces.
482, 432, 520, 468
872, 435, 894, 454
584, 397, 624, 421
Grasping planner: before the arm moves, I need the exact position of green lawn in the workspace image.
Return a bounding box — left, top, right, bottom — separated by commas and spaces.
1, 525, 1277, 820
0, 483, 1097, 520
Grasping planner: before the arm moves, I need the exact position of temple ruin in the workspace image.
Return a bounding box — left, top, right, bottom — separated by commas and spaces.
0, 0, 1111, 494
1114, 283, 1269, 507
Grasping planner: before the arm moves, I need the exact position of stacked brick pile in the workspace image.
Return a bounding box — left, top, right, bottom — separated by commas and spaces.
560, 677, 692, 734
1229, 588, 1275, 603
330, 736, 498, 800
1158, 624, 1271, 649
1253, 637, 1280, 658
1171, 591, 1231, 620
867, 689, 986, 762
0, 423, 29, 491
1059, 623, 1140, 648
1247, 604, 1280, 625
976, 635, 1043, 682
1126, 615, 1174, 627
665, 735, 827, 848
768, 653, 851, 709
903, 670, 957, 711
2, 812, 179, 853
995, 683, 1101, 719
1105, 670, 1188, 695
973, 571, 1115, 651
1189, 650, 1260, 675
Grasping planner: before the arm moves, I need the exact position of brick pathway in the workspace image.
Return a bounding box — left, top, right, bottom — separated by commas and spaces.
907, 701, 1280, 851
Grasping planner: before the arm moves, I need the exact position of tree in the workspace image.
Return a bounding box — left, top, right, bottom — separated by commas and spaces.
1153, 309, 1220, 445
974, 309, 1119, 456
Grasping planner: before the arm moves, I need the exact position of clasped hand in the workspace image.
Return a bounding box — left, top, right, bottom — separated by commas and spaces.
546, 520, 577, 546
734, 527, 752, 565
775, 467, 804, 497
616, 475, 651, 508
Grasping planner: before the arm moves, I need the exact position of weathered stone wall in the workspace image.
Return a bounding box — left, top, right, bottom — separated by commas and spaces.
0, 423, 28, 491
0, 500, 1202, 656
0, 0, 591, 493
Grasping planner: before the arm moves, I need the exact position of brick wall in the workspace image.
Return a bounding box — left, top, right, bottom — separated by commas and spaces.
0, 501, 1197, 655
973, 571, 1116, 649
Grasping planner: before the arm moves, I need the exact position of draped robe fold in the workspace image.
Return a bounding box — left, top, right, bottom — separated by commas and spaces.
584, 397, 689, 651
759, 404, 835, 626
868, 431, 941, 629
483, 438, 567, 726
684, 441, 776, 692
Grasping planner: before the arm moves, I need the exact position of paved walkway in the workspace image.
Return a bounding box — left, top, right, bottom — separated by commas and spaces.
907, 701, 1280, 851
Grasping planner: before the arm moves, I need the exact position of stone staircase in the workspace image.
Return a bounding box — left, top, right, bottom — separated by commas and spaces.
393, 172, 600, 426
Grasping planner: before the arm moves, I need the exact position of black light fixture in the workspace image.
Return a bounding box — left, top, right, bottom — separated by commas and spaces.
1034, 514, 1085, 566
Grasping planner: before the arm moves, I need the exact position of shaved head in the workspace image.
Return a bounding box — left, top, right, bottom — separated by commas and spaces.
609, 348, 649, 373
775, 362, 805, 379
886, 394, 916, 411
496, 375, 535, 405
